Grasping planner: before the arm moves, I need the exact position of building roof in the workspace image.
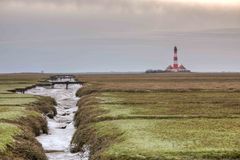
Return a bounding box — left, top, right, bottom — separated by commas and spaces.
178, 64, 186, 69
166, 65, 173, 70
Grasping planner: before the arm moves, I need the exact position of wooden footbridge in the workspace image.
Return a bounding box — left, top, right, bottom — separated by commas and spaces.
11, 75, 84, 93
51, 81, 83, 89
49, 75, 83, 89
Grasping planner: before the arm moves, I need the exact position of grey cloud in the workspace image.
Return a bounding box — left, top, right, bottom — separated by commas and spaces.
1, 0, 240, 31
0, 0, 240, 72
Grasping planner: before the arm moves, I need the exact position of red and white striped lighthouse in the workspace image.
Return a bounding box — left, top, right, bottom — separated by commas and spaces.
165, 46, 191, 72
173, 46, 178, 69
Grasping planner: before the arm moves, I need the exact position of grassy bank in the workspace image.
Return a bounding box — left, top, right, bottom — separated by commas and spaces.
74, 119, 240, 160
73, 73, 240, 160
0, 73, 56, 160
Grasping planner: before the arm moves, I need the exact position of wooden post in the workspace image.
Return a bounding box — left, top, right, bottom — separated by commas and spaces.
66, 82, 69, 89
52, 83, 54, 89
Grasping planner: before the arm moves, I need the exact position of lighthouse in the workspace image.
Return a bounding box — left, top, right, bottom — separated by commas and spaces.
173, 46, 178, 69
165, 46, 190, 72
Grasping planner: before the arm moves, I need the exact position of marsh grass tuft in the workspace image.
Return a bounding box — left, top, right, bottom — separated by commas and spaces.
0, 123, 22, 152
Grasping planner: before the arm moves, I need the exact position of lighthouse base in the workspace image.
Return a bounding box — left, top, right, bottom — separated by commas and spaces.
165, 64, 191, 72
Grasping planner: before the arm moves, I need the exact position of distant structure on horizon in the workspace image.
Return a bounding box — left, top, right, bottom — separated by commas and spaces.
165, 46, 190, 72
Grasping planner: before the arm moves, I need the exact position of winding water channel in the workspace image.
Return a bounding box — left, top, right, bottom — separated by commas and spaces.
26, 80, 89, 160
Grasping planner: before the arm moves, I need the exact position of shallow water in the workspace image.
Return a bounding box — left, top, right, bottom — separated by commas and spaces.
26, 83, 89, 160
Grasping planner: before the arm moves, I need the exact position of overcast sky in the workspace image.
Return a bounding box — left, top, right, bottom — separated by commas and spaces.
0, 0, 240, 73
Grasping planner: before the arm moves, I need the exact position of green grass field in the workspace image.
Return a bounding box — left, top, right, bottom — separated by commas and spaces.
1, 73, 240, 159
94, 118, 240, 160
73, 73, 240, 160
95, 91, 240, 118
0, 73, 52, 160
76, 73, 240, 96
